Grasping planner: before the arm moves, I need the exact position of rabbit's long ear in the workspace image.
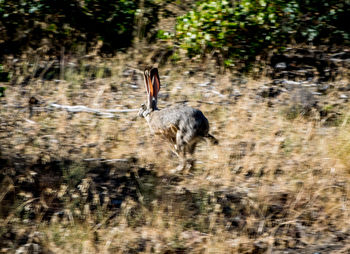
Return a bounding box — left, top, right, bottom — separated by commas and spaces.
150, 68, 160, 99
144, 69, 153, 109
143, 69, 150, 94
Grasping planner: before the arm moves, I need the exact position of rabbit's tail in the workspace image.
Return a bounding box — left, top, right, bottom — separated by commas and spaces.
205, 133, 219, 145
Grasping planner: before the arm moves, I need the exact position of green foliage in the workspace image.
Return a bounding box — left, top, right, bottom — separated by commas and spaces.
0, 0, 139, 55
0, 87, 6, 97
0, 65, 9, 82
0, 0, 349, 65
157, 29, 174, 40
175, 0, 350, 64
62, 163, 87, 188
0, 65, 7, 97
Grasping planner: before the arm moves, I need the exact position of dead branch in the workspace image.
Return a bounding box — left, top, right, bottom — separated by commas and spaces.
49, 103, 139, 118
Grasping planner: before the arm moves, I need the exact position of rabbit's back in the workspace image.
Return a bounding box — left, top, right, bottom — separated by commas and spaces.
149, 105, 209, 139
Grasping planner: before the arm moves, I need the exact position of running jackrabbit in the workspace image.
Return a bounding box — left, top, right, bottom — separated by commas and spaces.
138, 67, 218, 172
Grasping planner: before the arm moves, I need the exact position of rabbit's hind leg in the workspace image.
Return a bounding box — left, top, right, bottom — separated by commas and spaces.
186, 141, 198, 170
170, 130, 187, 173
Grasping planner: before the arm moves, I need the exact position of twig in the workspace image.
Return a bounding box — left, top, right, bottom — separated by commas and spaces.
38, 60, 56, 80
4, 198, 40, 226
196, 100, 216, 105
24, 118, 36, 124
84, 158, 130, 163
0, 176, 14, 203
49, 103, 138, 118
125, 65, 144, 74
102, 159, 130, 163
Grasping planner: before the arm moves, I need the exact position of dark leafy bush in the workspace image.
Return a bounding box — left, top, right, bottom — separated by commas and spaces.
0, 0, 140, 56
0, 65, 9, 83
175, 0, 350, 65
0, 87, 5, 97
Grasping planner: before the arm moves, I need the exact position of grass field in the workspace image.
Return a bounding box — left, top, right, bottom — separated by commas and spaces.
1, 53, 350, 253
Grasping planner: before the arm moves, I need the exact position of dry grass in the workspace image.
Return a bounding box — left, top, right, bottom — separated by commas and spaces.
1, 53, 350, 253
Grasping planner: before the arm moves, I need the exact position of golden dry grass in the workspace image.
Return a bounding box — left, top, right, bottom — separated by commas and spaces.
1, 54, 350, 253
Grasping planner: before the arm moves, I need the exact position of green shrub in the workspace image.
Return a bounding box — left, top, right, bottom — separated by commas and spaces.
0, 0, 139, 55
175, 0, 350, 65
63, 163, 87, 188
0, 87, 5, 97
0, 65, 9, 83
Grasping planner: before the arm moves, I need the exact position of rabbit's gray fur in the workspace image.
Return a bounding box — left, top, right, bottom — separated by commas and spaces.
139, 68, 218, 172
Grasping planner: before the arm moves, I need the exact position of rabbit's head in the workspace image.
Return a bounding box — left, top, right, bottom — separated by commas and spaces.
139, 67, 160, 118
